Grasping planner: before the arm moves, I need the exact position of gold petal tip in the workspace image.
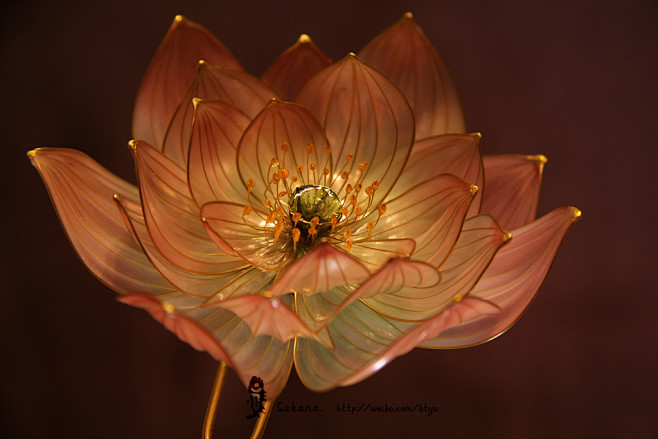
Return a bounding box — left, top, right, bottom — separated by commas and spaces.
503, 231, 513, 242
571, 207, 582, 221
262, 290, 273, 298
531, 154, 548, 167
112, 193, 121, 201
471, 132, 483, 140
469, 185, 479, 196
128, 140, 137, 151
192, 97, 202, 108
26, 148, 39, 160
298, 34, 312, 44
174, 15, 185, 23
162, 301, 175, 313
403, 12, 414, 20
198, 59, 207, 65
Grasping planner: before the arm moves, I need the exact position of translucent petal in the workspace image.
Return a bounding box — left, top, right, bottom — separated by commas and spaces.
237, 100, 330, 207
356, 174, 475, 267
269, 242, 370, 296
163, 62, 277, 167
202, 202, 291, 271
262, 34, 332, 101
206, 294, 315, 342
363, 214, 508, 321
390, 133, 484, 217
359, 13, 465, 139
188, 100, 252, 206
341, 238, 416, 272
132, 16, 242, 150
131, 141, 245, 275
114, 194, 249, 297
28, 148, 175, 295
297, 55, 414, 210
120, 293, 294, 399
419, 206, 581, 348
481, 154, 546, 230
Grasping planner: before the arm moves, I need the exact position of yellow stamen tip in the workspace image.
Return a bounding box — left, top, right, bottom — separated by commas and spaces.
469, 185, 479, 196
192, 97, 202, 108
162, 302, 175, 313
503, 231, 512, 242
298, 34, 312, 44
112, 194, 121, 201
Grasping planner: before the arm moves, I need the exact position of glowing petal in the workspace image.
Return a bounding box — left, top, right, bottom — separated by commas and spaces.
359, 13, 465, 139
297, 55, 414, 209
163, 62, 277, 167
481, 154, 546, 230
345, 238, 416, 272
132, 16, 242, 150
188, 100, 252, 206
28, 148, 175, 295
390, 133, 484, 216
420, 206, 581, 348
202, 202, 291, 271
237, 100, 330, 206
262, 34, 332, 101
269, 242, 370, 296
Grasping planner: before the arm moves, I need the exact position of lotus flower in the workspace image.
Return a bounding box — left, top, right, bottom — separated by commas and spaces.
29, 13, 580, 403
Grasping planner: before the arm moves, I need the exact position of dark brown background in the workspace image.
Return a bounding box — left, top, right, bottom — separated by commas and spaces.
2, 0, 656, 437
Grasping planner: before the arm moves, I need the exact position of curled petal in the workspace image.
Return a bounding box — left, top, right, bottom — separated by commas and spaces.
114, 194, 248, 297
163, 62, 277, 167
297, 55, 414, 209
346, 238, 416, 272
269, 242, 370, 296
120, 294, 293, 399
133, 16, 242, 150
359, 174, 475, 267
359, 13, 465, 139
28, 148, 175, 295
202, 202, 291, 271
237, 100, 330, 207
390, 133, 484, 216
481, 154, 546, 230
363, 214, 508, 321
131, 141, 245, 274
262, 34, 332, 101
206, 294, 315, 342
188, 100, 252, 206
420, 206, 581, 348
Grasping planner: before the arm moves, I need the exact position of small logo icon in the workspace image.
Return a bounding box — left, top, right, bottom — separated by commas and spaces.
246, 376, 266, 419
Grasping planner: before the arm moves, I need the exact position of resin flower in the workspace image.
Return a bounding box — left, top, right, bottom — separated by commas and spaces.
29, 13, 580, 402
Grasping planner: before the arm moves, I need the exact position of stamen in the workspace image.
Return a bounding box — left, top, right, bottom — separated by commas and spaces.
341, 170, 350, 179
324, 146, 331, 154
359, 162, 368, 172
330, 215, 338, 232
242, 206, 253, 217
292, 212, 302, 226
281, 141, 290, 152
274, 219, 284, 241
378, 204, 387, 215
309, 163, 317, 171
281, 168, 290, 179
292, 228, 301, 251
306, 143, 315, 154
247, 179, 255, 193
366, 222, 374, 239
345, 153, 354, 162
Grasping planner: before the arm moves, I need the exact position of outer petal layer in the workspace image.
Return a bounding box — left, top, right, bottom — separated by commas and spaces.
29, 148, 175, 295
419, 206, 581, 348
132, 16, 242, 150
481, 154, 546, 230
359, 13, 465, 139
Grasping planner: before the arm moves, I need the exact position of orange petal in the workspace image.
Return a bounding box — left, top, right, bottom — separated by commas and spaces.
132, 16, 242, 150
162, 62, 277, 167
345, 238, 416, 272
188, 100, 252, 206
419, 206, 581, 348
297, 55, 414, 209
481, 154, 546, 230
262, 34, 332, 101
269, 242, 370, 296
391, 133, 484, 217
359, 13, 465, 139
28, 148, 175, 295
202, 202, 291, 271
237, 100, 330, 207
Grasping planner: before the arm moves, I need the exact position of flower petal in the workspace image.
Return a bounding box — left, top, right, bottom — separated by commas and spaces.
389, 133, 484, 217
359, 13, 465, 139
28, 148, 175, 295
132, 16, 242, 150
269, 242, 370, 296
163, 62, 277, 167
120, 293, 293, 399
297, 55, 415, 209
363, 214, 508, 321
357, 174, 475, 267
481, 154, 546, 230
131, 141, 245, 274
344, 238, 416, 272
262, 34, 332, 101
114, 194, 249, 297
419, 206, 581, 348
237, 100, 331, 207
188, 100, 252, 206
201, 202, 290, 271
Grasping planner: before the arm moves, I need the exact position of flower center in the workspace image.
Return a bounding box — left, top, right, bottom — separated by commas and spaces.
289, 185, 341, 247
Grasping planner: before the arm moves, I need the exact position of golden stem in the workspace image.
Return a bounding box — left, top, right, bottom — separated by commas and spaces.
202, 362, 229, 439
250, 399, 274, 439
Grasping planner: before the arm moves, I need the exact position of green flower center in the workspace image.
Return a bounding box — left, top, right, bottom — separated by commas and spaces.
289, 185, 342, 225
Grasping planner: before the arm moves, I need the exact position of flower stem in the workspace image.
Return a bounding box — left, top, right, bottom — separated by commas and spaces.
250, 400, 274, 439
202, 361, 229, 439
